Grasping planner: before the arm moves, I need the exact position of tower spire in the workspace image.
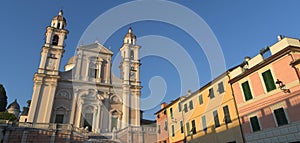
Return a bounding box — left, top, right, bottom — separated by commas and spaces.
120, 27, 142, 128
58, 9, 63, 16
27, 11, 69, 124
123, 27, 136, 44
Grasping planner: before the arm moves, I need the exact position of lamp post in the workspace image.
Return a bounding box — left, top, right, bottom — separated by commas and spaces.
275, 79, 290, 93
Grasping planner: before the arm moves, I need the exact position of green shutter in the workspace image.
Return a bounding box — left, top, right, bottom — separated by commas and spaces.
171, 125, 175, 136
189, 100, 194, 110
213, 110, 220, 127
180, 121, 184, 133
199, 95, 203, 105
191, 120, 196, 134
250, 116, 261, 132
262, 70, 276, 92
218, 82, 224, 93
223, 105, 231, 123
242, 81, 253, 101
274, 108, 288, 126
186, 123, 190, 135
202, 116, 207, 130
209, 88, 214, 99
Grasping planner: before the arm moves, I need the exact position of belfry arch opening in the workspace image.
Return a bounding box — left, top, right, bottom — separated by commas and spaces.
52, 35, 59, 45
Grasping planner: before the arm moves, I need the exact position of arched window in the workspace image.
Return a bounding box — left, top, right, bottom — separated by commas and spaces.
52, 35, 59, 45
83, 106, 94, 132
88, 62, 96, 78
111, 111, 119, 131
57, 23, 61, 29
54, 107, 66, 124
130, 50, 134, 59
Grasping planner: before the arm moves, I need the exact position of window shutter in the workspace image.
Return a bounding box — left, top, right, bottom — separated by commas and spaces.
242, 81, 253, 101
262, 70, 276, 92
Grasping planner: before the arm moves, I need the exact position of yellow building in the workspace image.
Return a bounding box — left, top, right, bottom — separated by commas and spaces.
178, 72, 244, 143
165, 97, 186, 143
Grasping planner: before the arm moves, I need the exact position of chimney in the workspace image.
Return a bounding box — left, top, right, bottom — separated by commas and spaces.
161, 102, 168, 109
187, 89, 192, 96
277, 35, 283, 41
244, 56, 251, 62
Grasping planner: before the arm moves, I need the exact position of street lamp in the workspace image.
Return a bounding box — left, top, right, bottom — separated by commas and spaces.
275, 79, 290, 93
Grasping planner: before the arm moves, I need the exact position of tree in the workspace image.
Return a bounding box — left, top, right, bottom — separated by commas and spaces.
0, 112, 17, 121
26, 100, 31, 107
21, 100, 31, 115
21, 107, 29, 115
0, 84, 7, 112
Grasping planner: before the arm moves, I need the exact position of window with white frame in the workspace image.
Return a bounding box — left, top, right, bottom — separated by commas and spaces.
249, 116, 261, 132
180, 120, 184, 133
171, 125, 175, 137
242, 81, 253, 101
262, 70, 276, 92
199, 94, 203, 105
189, 100, 194, 110
218, 82, 225, 93
223, 105, 231, 124
157, 124, 161, 134
201, 116, 207, 131
213, 110, 220, 128
273, 107, 288, 126
164, 121, 168, 131
209, 88, 215, 99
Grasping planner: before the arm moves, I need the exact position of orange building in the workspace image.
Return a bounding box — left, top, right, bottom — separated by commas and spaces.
155, 102, 170, 143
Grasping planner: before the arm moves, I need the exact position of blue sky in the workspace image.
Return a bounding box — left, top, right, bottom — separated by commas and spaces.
0, 0, 300, 120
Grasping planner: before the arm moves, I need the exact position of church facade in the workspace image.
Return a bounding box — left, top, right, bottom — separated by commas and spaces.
26, 10, 142, 133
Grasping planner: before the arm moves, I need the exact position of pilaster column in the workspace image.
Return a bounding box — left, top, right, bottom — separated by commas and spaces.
101, 92, 110, 132
38, 47, 49, 72
96, 58, 103, 82
92, 107, 97, 132
96, 104, 102, 133
75, 101, 83, 128
85, 58, 90, 81
75, 54, 82, 80
122, 85, 130, 128
106, 59, 111, 84
136, 63, 140, 83
69, 89, 79, 125
135, 92, 141, 126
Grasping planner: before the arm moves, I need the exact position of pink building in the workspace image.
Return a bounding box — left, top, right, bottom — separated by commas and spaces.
155, 103, 169, 143
230, 36, 300, 143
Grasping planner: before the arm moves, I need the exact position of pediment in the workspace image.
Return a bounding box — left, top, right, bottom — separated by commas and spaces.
77, 42, 113, 55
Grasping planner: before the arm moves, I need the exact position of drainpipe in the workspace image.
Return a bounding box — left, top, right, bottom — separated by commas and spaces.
288, 53, 300, 83
226, 72, 246, 143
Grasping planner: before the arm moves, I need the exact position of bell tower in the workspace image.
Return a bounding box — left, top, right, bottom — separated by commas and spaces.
27, 10, 69, 123
120, 27, 142, 128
